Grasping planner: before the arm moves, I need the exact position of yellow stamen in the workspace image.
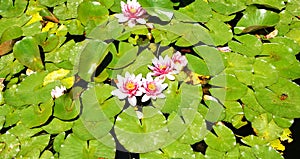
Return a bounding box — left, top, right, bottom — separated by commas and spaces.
126, 82, 135, 90
148, 83, 156, 91
130, 8, 137, 13
159, 65, 167, 70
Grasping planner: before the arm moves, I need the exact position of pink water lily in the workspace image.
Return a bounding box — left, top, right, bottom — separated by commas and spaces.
111, 72, 143, 106
148, 55, 176, 80
140, 73, 168, 102
115, 0, 147, 27
172, 51, 188, 72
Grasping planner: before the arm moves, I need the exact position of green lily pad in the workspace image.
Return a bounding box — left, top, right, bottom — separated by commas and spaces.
194, 45, 225, 76
114, 106, 172, 153
87, 19, 123, 40
247, 0, 285, 10
54, 94, 80, 120
42, 118, 73, 134
205, 147, 225, 159
122, 49, 155, 76
204, 100, 225, 123
107, 42, 138, 69
186, 54, 210, 75
79, 84, 121, 140
286, 0, 300, 16
72, 119, 95, 141
0, 133, 20, 159
255, 78, 300, 118
53, 132, 65, 152
0, 54, 22, 78
53, 0, 79, 20
259, 41, 300, 80
239, 146, 256, 159
77, 1, 109, 26
157, 22, 213, 47
140, 150, 165, 159
0, 26, 23, 43
161, 140, 196, 159
4, 72, 56, 107
235, 6, 280, 34
77, 40, 109, 81
88, 138, 115, 159
228, 34, 262, 57
0, 0, 28, 18
206, 18, 233, 46
241, 89, 267, 121
209, 0, 247, 15
241, 135, 268, 147
176, 0, 212, 22
178, 111, 208, 144
59, 134, 88, 159
205, 124, 236, 152
139, 0, 173, 9
252, 145, 283, 159
252, 113, 283, 141
209, 74, 248, 101
18, 134, 50, 158
13, 37, 44, 71
20, 99, 53, 128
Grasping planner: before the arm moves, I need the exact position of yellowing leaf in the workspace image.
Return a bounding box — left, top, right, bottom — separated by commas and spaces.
270, 139, 285, 151
42, 22, 56, 32
25, 13, 43, 26
61, 76, 75, 89
280, 128, 293, 143
43, 69, 70, 86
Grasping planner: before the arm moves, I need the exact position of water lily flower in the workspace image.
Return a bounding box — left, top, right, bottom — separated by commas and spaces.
217, 46, 231, 52
115, 0, 147, 27
140, 73, 168, 102
111, 72, 143, 106
51, 85, 66, 99
148, 55, 176, 80
172, 51, 188, 72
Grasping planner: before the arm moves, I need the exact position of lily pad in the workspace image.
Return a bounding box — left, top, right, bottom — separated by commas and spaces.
13, 37, 44, 71
255, 78, 300, 118
206, 18, 233, 46
209, 74, 248, 101
176, 0, 212, 22
193, 46, 225, 76
205, 124, 236, 152
252, 113, 283, 141
114, 106, 172, 153
235, 6, 280, 34
107, 42, 138, 69
77, 1, 109, 26
20, 99, 53, 128
42, 118, 73, 134
77, 40, 109, 82
209, 0, 247, 15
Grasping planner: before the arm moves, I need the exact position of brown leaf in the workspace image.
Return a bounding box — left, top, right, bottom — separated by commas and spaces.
0, 40, 16, 56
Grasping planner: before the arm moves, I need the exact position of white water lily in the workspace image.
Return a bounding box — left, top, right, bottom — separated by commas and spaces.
51, 85, 66, 99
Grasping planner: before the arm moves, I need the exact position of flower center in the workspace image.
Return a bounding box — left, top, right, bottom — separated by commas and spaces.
159, 65, 167, 70
148, 83, 156, 91
125, 82, 135, 90
129, 8, 137, 13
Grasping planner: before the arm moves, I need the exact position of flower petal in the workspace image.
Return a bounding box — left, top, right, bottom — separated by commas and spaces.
136, 18, 146, 24
111, 89, 127, 99
166, 74, 175, 80
128, 96, 137, 106
141, 95, 151, 102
